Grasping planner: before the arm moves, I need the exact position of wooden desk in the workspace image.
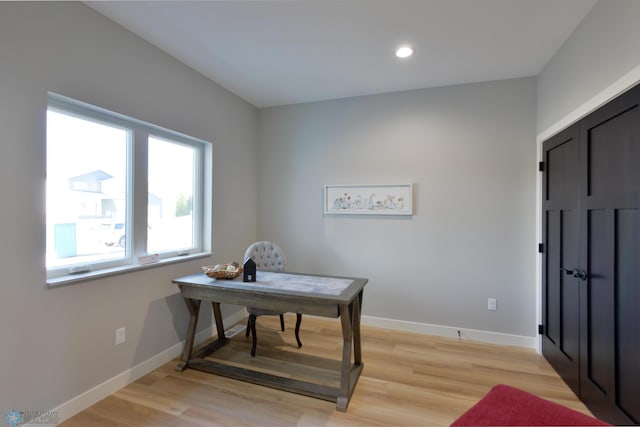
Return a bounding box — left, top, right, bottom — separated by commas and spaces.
172, 271, 367, 412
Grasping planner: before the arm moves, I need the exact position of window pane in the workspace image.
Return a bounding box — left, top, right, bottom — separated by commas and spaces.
46, 110, 129, 269
147, 136, 196, 253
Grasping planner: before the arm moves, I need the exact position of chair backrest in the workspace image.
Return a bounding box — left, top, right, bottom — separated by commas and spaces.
244, 241, 286, 272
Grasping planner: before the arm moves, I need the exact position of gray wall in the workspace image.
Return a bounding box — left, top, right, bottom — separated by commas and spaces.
537, 0, 640, 135
0, 2, 257, 416
258, 78, 537, 337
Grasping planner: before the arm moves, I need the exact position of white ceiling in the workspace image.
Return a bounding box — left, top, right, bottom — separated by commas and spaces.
87, 0, 598, 108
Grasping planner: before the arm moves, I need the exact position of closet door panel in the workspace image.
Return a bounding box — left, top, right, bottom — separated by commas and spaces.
587, 107, 640, 196
545, 210, 561, 345
541, 126, 580, 396
560, 210, 579, 361
616, 209, 640, 422
583, 209, 614, 394
578, 83, 640, 425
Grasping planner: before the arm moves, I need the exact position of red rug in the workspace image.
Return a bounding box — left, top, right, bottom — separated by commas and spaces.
451, 384, 611, 426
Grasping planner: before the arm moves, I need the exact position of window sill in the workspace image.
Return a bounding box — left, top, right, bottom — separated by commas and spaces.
46, 252, 211, 287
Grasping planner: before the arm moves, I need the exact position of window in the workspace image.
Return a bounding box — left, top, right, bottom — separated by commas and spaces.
147, 136, 198, 253
46, 93, 211, 283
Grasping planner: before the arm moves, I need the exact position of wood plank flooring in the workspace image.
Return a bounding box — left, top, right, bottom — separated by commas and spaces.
61, 314, 593, 426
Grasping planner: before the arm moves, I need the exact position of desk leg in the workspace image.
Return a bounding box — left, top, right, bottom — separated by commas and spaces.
176, 298, 201, 372
337, 303, 354, 411
353, 291, 363, 365
211, 302, 226, 340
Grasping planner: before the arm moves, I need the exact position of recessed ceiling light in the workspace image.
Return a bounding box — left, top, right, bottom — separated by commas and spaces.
395, 46, 414, 58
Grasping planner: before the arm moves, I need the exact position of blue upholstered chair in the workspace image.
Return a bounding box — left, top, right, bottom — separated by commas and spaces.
244, 241, 302, 356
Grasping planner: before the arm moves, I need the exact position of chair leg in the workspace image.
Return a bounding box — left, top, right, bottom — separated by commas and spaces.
295, 313, 302, 348
250, 315, 257, 357
279, 314, 285, 331
245, 316, 251, 337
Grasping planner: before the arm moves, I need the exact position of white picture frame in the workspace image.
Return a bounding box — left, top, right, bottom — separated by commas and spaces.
324, 184, 413, 215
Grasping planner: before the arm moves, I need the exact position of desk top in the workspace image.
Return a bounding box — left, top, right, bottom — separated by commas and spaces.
173, 270, 367, 306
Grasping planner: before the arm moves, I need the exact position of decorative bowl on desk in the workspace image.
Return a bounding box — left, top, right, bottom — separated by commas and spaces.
202, 262, 242, 279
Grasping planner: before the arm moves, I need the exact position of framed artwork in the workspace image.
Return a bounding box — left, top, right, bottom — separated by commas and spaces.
324, 184, 413, 215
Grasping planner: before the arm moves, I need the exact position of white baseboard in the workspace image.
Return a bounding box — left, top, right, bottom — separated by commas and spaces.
362, 315, 536, 349
43, 310, 247, 426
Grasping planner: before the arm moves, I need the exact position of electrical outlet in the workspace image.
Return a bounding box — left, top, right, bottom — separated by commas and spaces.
488, 298, 497, 311
115, 327, 126, 345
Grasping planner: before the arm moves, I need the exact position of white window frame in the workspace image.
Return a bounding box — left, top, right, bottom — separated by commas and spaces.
46, 93, 212, 286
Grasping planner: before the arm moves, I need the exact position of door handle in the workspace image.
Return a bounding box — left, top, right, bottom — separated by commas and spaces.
560, 268, 587, 281
574, 269, 587, 281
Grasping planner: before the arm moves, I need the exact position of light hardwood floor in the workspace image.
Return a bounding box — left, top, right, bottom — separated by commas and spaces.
62, 314, 592, 426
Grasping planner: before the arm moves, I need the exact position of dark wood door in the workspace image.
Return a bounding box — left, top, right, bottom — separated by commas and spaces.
542, 125, 581, 396
577, 85, 640, 425
543, 84, 640, 425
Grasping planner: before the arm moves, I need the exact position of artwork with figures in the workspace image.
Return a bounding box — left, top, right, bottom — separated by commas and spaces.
324, 184, 413, 215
